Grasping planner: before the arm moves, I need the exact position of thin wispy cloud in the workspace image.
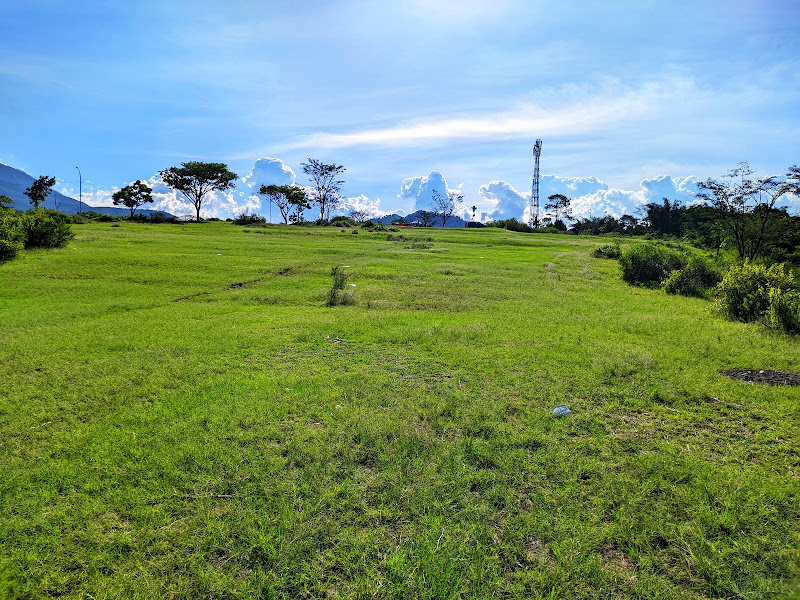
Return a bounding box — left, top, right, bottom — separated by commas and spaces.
282, 89, 658, 150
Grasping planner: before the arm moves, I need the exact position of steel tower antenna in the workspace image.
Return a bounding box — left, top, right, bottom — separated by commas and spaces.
530, 139, 542, 228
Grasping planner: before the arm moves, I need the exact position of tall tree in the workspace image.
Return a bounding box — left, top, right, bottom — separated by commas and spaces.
24, 175, 56, 209
430, 190, 463, 227
696, 162, 788, 260
644, 198, 684, 236
545, 194, 573, 226
112, 180, 154, 217
159, 162, 237, 221
0, 195, 12, 208
258, 184, 310, 224
301, 159, 345, 221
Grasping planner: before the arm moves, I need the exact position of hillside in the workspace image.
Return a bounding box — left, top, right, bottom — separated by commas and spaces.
0, 163, 169, 217
0, 222, 798, 599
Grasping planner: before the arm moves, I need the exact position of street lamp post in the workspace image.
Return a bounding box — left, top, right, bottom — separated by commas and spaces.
75, 166, 82, 214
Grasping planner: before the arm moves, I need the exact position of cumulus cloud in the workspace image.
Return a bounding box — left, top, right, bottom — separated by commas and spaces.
242, 157, 296, 191
639, 175, 699, 205
478, 173, 706, 221
478, 181, 529, 221
334, 194, 389, 219
398, 171, 459, 212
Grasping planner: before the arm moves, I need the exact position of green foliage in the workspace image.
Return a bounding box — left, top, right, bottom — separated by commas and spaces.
258, 184, 310, 224
487, 218, 534, 233
644, 198, 684, 236
619, 242, 686, 287
112, 180, 153, 217
160, 161, 238, 221
22, 209, 75, 249
326, 265, 355, 306
0, 209, 25, 261
329, 215, 356, 227
0, 194, 12, 207
766, 287, 800, 334
663, 255, 723, 298
714, 262, 797, 324
593, 241, 621, 259
23, 175, 56, 209
232, 213, 267, 226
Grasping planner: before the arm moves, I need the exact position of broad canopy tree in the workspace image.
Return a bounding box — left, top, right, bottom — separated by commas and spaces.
258, 184, 310, 224
430, 189, 464, 227
301, 159, 345, 221
112, 180, 153, 217
24, 175, 56, 209
159, 162, 237, 221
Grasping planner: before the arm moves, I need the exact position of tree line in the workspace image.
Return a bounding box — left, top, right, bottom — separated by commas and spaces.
492, 163, 800, 265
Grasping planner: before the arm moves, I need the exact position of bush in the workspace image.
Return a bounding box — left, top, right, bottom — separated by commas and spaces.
488, 218, 534, 233
330, 216, 356, 227
0, 210, 25, 261
148, 211, 177, 224
766, 288, 800, 333
63, 213, 92, 224
663, 256, 722, 298
327, 266, 355, 306
619, 242, 686, 287
714, 262, 796, 323
22, 209, 74, 249
233, 214, 266, 226
593, 241, 621, 259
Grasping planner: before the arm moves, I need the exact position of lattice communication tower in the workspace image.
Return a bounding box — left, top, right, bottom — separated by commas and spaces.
530, 139, 543, 228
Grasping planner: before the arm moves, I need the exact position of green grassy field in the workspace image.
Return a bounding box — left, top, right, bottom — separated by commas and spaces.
1, 222, 798, 599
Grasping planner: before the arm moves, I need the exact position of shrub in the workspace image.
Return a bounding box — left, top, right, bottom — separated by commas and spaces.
330, 216, 356, 227
22, 209, 74, 249
0, 210, 25, 261
619, 242, 686, 287
233, 214, 266, 226
663, 256, 722, 298
714, 262, 796, 323
148, 211, 177, 224
766, 288, 800, 334
63, 213, 92, 224
593, 241, 621, 259
327, 266, 355, 306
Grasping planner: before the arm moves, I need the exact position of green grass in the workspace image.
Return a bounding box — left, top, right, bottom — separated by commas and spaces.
1, 222, 798, 599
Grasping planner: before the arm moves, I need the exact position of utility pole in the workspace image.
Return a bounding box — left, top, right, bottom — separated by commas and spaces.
75, 166, 82, 214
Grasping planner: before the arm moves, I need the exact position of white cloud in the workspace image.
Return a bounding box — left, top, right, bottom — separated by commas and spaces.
282, 78, 681, 151
57, 184, 118, 208
398, 171, 459, 212
241, 157, 296, 191
334, 194, 389, 219
478, 181, 529, 220
639, 174, 699, 205
478, 173, 708, 221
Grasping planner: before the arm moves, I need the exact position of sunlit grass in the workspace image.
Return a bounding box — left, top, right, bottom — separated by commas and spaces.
1, 222, 798, 598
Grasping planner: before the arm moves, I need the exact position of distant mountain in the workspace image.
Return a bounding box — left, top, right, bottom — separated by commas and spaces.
0, 163, 170, 217
371, 210, 468, 228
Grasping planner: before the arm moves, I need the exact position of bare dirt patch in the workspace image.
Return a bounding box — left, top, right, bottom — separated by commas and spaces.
721, 369, 800, 386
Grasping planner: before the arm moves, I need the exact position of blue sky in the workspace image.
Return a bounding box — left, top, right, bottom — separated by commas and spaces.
1, 0, 798, 220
